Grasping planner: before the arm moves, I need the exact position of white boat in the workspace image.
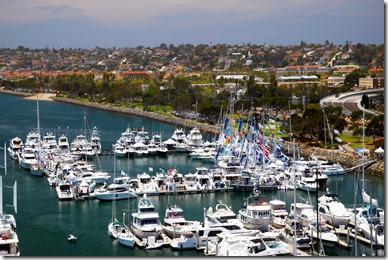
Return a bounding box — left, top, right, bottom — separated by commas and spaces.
157, 144, 168, 155
130, 194, 162, 239
19, 148, 38, 170
147, 143, 158, 155
56, 182, 74, 200
169, 233, 197, 249
269, 199, 288, 229
171, 128, 188, 152
42, 132, 58, 151
90, 127, 102, 154
25, 130, 40, 150
7, 137, 23, 160
30, 163, 44, 177
113, 144, 127, 158
237, 191, 271, 231
289, 203, 315, 228
214, 232, 291, 256
68, 234, 77, 242
108, 219, 126, 239
162, 205, 202, 238
297, 179, 317, 192
117, 230, 136, 248
186, 127, 203, 148
307, 221, 338, 247
205, 202, 245, 230
133, 142, 149, 156
318, 193, 350, 227
94, 182, 137, 201
58, 135, 70, 152
0, 224, 20, 256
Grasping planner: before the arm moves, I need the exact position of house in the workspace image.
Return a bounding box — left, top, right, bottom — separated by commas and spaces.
121, 71, 150, 79
327, 76, 345, 87
358, 77, 384, 89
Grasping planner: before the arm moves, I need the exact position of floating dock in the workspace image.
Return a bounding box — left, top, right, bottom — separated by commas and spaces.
134, 187, 233, 197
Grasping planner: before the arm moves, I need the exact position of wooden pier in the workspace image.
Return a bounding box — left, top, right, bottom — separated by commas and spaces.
134, 187, 233, 197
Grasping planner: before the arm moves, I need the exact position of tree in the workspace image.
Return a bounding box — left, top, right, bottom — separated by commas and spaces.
366, 115, 384, 137
360, 94, 370, 109
344, 69, 367, 88
351, 110, 363, 121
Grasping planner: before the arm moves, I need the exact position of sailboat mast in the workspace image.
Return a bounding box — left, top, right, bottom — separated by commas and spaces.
36, 93, 41, 164
362, 109, 365, 191
292, 138, 297, 256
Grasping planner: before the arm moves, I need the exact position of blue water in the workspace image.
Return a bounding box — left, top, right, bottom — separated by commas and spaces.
0, 94, 384, 256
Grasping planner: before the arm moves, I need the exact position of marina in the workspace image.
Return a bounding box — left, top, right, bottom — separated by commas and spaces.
0, 93, 384, 256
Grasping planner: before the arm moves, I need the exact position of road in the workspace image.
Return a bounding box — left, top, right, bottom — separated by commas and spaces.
320, 88, 384, 116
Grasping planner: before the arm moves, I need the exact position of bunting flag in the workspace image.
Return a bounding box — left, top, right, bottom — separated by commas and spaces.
223, 117, 230, 131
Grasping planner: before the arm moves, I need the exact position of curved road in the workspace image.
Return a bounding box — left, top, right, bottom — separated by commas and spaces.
320, 88, 384, 116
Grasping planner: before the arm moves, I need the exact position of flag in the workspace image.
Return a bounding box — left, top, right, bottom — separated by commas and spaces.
223, 117, 230, 131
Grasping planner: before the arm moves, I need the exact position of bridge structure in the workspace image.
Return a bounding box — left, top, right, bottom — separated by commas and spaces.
320, 88, 384, 116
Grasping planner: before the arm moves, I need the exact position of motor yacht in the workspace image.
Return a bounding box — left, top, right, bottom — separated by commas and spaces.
162, 205, 202, 238
237, 191, 271, 231
7, 137, 23, 160
269, 199, 288, 229
130, 195, 162, 239
318, 193, 350, 227
19, 147, 38, 170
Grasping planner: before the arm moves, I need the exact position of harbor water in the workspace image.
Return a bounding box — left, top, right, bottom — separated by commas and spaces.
0, 93, 384, 256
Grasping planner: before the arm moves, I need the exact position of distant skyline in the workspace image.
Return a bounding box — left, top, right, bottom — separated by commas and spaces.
0, 0, 384, 48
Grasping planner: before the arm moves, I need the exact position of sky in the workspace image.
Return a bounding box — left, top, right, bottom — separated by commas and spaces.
0, 0, 384, 48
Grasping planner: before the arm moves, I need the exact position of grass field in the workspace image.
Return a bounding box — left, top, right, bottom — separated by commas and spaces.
339, 134, 375, 150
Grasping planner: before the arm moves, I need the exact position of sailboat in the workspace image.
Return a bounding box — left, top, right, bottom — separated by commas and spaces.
107, 154, 126, 239
30, 91, 44, 177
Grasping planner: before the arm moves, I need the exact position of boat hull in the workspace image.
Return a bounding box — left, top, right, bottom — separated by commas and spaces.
95, 191, 137, 201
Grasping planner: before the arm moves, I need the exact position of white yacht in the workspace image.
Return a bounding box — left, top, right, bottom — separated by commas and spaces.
133, 142, 149, 156
307, 221, 338, 247
25, 130, 40, 150
269, 199, 288, 229
90, 126, 102, 154
55, 182, 74, 200
0, 223, 20, 256
289, 203, 315, 228
113, 144, 127, 158
19, 148, 38, 170
94, 177, 137, 201
7, 137, 23, 160
186, 127, 203, 149
213, 233, 291, 256
147, 143, 158, 155
130, 194, 162, 239
162, 205, 202, 238
41, 132, 58, 151
318, 193, 350, 227
237, 191, 271, 232
117, 229, 136, 248
58, 135, 70, 152
205, 202, 245, 230
171, 128, 188, 152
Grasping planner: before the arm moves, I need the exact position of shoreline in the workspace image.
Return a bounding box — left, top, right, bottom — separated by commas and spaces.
0, 89, 383, 177
51, 96, 221, 135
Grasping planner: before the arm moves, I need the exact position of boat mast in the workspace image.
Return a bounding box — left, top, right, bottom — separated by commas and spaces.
362, 109, 365, 192
36, 91, 41, 166
292, 138, 297, 256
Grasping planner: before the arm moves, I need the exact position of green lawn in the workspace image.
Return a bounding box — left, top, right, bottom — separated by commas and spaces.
338, 134, 374, 150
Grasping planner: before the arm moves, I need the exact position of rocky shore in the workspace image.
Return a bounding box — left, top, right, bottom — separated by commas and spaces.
51, 96, 220, 135
0, 88, 31, 97
294, 143, 384, 177
1, 89, 383, 177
